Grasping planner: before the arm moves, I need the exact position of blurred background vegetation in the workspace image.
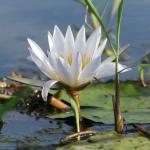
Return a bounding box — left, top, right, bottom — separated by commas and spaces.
0, 0, 149, 80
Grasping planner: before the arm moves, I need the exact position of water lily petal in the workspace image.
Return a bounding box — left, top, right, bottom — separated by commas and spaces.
75, 26, 86, 53
29, 48, 49, 77
65, 26, 74, 56
47, 51, 56, 69
80, 57, 101, 81
71, 52, 82, 85
55, 57, 73, 85
86, 27, 101, 58
53, 25, 65, 55
119, 66, 132, 73
28, 38, 47, 61
48, 31, 53, 51
93, 38, 107, 59
102, 55, 115, 64
28, 26, 131, 96
28, 39, 57, 79
95, 63, 130, 79
42, 80, 58, 101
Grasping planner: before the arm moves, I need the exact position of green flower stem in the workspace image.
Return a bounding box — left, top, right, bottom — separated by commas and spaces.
69, 91, 81, 141
74, 95, 82, 123
73, 95, 81, 141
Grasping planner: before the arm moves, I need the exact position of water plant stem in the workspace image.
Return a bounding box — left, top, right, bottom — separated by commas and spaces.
74, 95, 82, 122
138, 64, 150, 88
133, 124, 150, 137
73, 95, 81, 141
85, 0, 116, 55
114, 0, 124, 133
68, 90, 81, 141
60, 130, 96, 145
115, 56, 123, 133
85, 0, 125, 134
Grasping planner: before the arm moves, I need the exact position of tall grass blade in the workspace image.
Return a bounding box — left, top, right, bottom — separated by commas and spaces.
110, 0, 121, 19
85, 0, 115, 53
116, 0, 124, 51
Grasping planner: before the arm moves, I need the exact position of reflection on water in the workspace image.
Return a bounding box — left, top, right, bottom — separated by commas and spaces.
0, 0, 150, 79
0, 111, 72, 149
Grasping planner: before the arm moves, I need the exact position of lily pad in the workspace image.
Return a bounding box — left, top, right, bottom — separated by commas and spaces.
7, 76, 59, 89
0, 87, 32, 119
57, 131, 150, 150
48, 82, 150, 123
61, 82, 150, 107
7, 76, 45, 87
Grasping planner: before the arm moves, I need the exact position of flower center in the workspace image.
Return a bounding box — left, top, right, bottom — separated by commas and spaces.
82, 56, 90, 69
66, 54, 90, 69
67, 55, 73, 65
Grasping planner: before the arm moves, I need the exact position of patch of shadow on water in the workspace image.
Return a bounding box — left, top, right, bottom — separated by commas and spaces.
0, 111, 72, 150
0, 111, 150, 150
0, 109, 115, 150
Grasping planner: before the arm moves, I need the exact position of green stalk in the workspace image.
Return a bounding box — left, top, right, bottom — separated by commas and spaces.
85, 0, 125, 133
90, 13, 100, 29
115, 0, 124, 133
138, 64, 150, 87
70, 95, 81, 141
115, 55, 122, 132
85, 0, 116, 55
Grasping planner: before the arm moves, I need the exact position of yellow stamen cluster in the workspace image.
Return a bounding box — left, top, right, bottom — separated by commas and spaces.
66, 53, 91, 70
67, 54, 91, 70
67, 55, 73, 65
82, 56, 90, 69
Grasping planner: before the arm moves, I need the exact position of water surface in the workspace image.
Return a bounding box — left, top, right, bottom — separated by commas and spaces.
0, 0, 150, 79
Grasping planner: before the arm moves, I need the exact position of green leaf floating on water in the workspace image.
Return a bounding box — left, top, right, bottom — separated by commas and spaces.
0, 87, 32, 119
7, 76, 45, 87
48, 82, 150, 123
57, 131, 150, 150
7, 76, 59, 89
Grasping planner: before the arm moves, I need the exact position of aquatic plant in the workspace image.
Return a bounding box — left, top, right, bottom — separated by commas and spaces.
27, 24, 129, 139
75, 0, 123, 57
84, 0, 127, 133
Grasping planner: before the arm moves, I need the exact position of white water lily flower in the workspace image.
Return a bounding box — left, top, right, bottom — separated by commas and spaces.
28, 25, 130, 101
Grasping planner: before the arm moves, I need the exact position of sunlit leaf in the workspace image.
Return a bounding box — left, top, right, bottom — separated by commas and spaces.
48, 82, 150, 123
57, 131, 150, 150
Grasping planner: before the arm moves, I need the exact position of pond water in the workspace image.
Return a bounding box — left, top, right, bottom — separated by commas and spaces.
0, 1, 150, 149
0, 110, 114, 150
0, 111, 72, 149
0, 0, 150, 79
